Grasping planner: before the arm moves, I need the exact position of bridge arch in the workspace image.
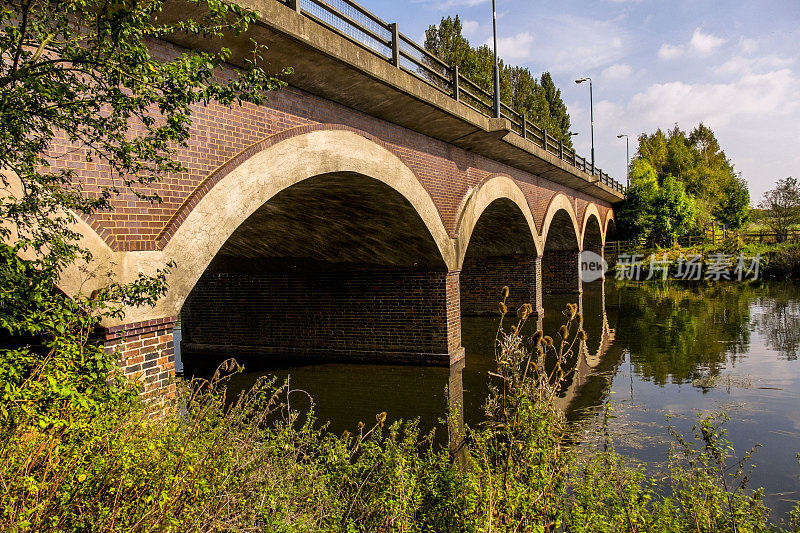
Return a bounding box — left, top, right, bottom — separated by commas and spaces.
455, 176, 542, 315
156, 129, 462, 368
604, 211, 617, 243
541, 194, 581, 250
147, 129, 456, 320
541, 194, 582, 294
581, 205, 604, 254
455, 175, 542, 266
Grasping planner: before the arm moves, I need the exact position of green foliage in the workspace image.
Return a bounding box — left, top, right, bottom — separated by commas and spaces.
0, 0, 285, 427
715, 175, 751, 229
462, 301, 575, 530
617, 159, 696, 246
566, 413, 772, 532
424, 15, 572, 145
667, 414, 770, 532
759, 177, 800, 243
650, 175, 696, 246
2, 302, 798, 530
621, 124, 751, 238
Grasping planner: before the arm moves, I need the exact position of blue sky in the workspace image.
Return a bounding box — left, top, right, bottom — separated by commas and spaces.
353, 0, 799, 201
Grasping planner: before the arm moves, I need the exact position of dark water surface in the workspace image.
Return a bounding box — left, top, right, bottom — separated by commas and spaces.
184, 280, 800, 520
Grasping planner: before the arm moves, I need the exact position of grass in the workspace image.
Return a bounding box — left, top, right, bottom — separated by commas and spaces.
1, 299, 799, 531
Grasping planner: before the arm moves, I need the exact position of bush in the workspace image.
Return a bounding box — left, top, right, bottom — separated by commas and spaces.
2, 302, 797, 531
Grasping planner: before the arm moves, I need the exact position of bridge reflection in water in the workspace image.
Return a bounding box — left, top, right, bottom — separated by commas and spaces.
189, 279, 621, 441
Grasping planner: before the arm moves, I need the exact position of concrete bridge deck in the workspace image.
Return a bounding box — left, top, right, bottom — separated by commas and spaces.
49, 0, 625, 400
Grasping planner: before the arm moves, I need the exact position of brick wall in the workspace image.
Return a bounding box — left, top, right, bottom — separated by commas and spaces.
542, 250, 581, 294
460, 255, 542, 316
72, 34, 615, 398
181, 267, 461, 365
103, 318, 177, 403
48, 36, 612, 253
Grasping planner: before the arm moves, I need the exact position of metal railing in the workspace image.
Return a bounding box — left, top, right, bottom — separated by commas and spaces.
279, 0, 626, 195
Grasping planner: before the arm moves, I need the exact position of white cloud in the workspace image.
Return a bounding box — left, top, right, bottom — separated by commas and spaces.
658, 28, 726, 60
601, 63, 633, 81
527, 16, 628, 74
572, 64, 800, 200
629, 69, 798, 127
658, 43, 683, 60
487, 31, 534, 61
739, 38, 758, 54
714, 54, 794, 76
688, 28, 726, 56
413, 0, 488, 9
461, 19, 480, 38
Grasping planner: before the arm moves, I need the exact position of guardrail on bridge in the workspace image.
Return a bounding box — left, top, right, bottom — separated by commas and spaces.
279, 0, 626, 195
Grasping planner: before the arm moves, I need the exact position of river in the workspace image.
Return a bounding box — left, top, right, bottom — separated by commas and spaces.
182, 279, 800, 521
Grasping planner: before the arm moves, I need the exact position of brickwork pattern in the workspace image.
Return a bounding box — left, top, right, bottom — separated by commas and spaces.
460, 255, 541, 316
49, 36, 612, 252
444, 270, 462, 358
69, 36, 616, 396
542, 250, 581, 294
181, 268, 460, 364
103, 318, 177, 402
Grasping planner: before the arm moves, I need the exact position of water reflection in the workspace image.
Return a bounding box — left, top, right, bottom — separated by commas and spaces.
184, 279, 800, 518
753, 284, 800, 360
184, 281, 800, 428
611, 282, 755, 385
186, 280, 623, 440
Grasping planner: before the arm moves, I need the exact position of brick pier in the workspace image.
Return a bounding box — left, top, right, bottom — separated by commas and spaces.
103, 318, 177, 402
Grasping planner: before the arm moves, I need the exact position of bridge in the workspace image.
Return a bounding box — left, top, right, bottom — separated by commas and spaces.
54, 0, 625, 400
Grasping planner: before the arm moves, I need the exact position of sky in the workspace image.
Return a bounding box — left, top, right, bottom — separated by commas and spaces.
351, 0, 800, 202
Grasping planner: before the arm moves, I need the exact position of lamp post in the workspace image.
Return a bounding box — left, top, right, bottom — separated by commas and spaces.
617, 134, 629, 187
492, 0, 501, 118
575, 77, 594, 173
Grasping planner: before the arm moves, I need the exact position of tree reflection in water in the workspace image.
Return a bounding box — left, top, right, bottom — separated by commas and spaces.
753, 283, 800, 361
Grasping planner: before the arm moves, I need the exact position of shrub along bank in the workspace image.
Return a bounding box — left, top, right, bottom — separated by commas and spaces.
2, 301, 799, 532
612, 238, 800, 280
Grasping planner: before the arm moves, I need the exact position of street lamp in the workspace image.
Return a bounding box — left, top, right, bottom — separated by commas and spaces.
617, 134, 629, 187
492, 0, 501, 118
575, 77, 594, 173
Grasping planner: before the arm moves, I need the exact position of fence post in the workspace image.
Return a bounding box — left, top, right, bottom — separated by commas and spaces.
389, 23, 400, 67
521, 112, 527, 140
541, 128, 547, 152
559, 138, 564, 159
451, 65, 459, 101
287, 0, 300, 12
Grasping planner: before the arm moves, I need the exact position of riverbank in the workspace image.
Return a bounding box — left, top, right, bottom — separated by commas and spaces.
3, 302, 798, 531
611, 238, 800, 279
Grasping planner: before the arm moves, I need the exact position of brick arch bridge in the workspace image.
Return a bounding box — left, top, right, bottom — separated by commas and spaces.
50, 0, 625, 398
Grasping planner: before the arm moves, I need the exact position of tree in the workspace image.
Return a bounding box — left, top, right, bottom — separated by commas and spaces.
616, 159, 696, 245
539, 72, 571, 143
424, 17, 572, 148
759, 177, 800, 243
634, 123, 750, 232
713, 175, 750, 230
616, 159, 658, 240
0, 0, 285, 426
636, 129, 668, 175
650, 175, 696, 246
424, 15, 472, 70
